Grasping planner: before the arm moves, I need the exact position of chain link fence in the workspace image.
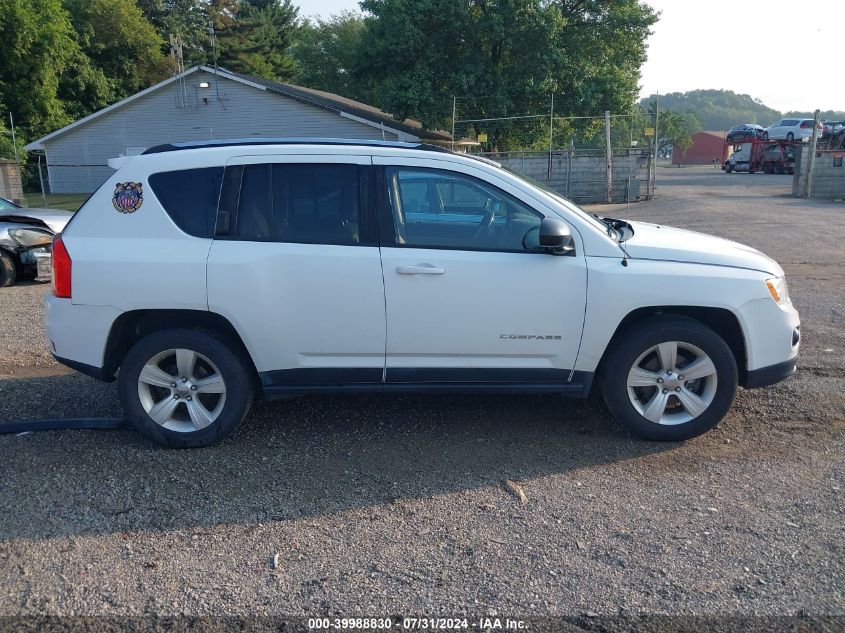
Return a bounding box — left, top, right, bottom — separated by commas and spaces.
21, 156, 111, 211
450, 97, 659, 203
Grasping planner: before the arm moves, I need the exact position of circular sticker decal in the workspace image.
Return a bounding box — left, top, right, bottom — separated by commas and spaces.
112, 182, 144, 214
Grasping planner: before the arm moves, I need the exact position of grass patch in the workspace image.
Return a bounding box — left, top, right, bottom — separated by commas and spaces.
22, 193, 87, 212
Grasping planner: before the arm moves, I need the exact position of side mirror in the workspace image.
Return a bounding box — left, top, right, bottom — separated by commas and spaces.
539, 218, 575, 255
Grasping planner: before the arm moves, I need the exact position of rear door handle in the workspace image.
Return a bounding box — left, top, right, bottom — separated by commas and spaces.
396, 264, 445, 275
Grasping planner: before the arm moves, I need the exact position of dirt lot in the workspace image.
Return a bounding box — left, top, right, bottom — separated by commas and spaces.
0, 168, 843, 623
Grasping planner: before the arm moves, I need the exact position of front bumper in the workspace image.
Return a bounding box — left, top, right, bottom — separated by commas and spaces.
744, 356, 797, 388
737, 296, 800, 388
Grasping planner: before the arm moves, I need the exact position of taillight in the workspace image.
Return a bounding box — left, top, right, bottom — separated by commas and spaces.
52, 234, 72, 298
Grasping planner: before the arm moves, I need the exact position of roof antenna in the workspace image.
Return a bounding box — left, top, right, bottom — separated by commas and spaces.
207, 20, 222, 106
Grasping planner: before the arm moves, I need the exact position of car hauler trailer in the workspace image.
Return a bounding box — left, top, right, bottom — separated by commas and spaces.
724, 139, 797, 174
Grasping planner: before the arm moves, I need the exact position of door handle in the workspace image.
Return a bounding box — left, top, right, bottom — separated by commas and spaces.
396, 264, 445, 275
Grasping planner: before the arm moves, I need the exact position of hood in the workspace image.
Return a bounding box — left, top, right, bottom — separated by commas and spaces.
0, 208, 73, 233
623, 221, 783, 276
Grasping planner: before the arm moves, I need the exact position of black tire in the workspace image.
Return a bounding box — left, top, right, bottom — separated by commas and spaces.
787, 132, 794, 141
599, 317, 738, 441
725, 163, 733, 173
118, 329, 254, 448
0, 250, 17, 287
762, 132, 769, 140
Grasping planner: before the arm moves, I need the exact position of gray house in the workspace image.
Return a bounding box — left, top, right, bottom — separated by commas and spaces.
25, 66, 447, 193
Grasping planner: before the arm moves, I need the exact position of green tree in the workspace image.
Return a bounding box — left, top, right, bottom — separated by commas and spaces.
137, 0, 214, 66
784, 110, 845, 121
655, 109, 698, 155
0, 114, 26, 164
640, 90, 781, 131
0, 0, 79, 137
215, 0, 299, 80
65, 0, 172, 99
291, 11, 368, 101
356, 0, 657, 143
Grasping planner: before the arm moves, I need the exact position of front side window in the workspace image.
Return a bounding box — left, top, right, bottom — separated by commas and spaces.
219, 163, 361, 245
385, 167, 543, 252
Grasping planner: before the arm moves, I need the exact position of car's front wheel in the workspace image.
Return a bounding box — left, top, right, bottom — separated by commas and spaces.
118, 329, 254, 448
600, 317, 738, 441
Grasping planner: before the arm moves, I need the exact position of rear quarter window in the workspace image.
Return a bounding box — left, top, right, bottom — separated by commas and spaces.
149, 167, 224, 238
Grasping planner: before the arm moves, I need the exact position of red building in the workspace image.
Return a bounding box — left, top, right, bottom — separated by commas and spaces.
673, 130, 728, 166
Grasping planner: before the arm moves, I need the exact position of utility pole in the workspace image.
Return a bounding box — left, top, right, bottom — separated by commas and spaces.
451, 96, 457, 151
805, 108, 821, 199
548, 92, 554, 179
605, 111, 613, 203
37, 154, 47, 207
651, 93, 660, 197
9, 112, 18, 162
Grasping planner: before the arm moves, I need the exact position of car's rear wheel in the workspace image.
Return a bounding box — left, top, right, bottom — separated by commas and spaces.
787, 132, 794, 141
118, 329, 254, 448
600, 317, 738, 441
0, 250, 16, 287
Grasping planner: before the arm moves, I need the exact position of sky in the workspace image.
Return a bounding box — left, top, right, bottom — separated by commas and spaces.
295, 0, 845, 114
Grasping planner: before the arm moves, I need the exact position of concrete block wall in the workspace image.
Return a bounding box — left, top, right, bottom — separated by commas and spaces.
793, 146, 845, 199
490, 150, 644, 203
0, 160, 24, 204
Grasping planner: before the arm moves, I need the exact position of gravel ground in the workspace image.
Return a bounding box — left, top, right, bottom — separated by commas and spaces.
0, 168, 843, 624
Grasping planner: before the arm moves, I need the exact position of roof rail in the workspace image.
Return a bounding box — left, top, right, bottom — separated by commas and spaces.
142, 137, 453, 155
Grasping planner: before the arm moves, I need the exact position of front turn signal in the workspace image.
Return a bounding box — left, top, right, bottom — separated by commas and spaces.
765, 277, 789, 305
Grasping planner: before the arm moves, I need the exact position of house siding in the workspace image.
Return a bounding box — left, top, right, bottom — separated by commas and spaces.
42, 71, 401, 193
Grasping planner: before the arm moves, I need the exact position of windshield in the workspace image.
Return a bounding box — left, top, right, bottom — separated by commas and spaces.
0, 197, 21, 211
495, 163, 612, 235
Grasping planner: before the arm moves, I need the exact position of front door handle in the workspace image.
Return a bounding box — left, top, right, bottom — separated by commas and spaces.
396, 264, 445, 275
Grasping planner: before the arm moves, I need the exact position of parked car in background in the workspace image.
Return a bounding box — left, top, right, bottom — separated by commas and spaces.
765, 119, 823, 142
822, 121, 844, 138
45, 138, 800, 448
726, 124, 768, 143
0, 196, 21, 212
0, 197, 73, 287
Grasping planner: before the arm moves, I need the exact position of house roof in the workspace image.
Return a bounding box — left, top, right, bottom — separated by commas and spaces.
224, 70, 450, 141
25, 65, 449, 150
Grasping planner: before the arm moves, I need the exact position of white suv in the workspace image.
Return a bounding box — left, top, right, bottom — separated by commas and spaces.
44, 139, 800, 448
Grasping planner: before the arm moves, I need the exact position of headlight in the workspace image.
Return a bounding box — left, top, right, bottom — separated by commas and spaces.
765, 276, 790, 305
8, 228, 53, 248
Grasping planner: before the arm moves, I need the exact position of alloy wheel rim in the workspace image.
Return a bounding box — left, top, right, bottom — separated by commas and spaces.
626, 340, 718, 426
137, 348, 226, 433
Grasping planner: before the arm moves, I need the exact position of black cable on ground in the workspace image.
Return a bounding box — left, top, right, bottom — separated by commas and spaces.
0, 418, 127, 434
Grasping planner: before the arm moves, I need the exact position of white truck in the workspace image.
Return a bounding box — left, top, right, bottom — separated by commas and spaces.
725, 139, 796, 174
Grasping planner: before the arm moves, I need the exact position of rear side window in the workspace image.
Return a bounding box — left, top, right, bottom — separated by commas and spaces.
149, 167, 223, 238
220, 163, 361, 245
273, 165, 360, 244
237, 164, 272, 240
